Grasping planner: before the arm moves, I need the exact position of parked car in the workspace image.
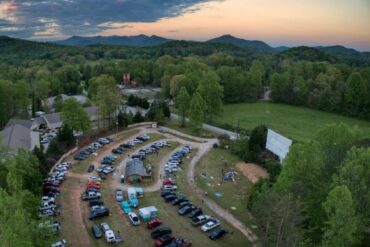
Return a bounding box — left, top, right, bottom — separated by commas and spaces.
87, 164, 94, 173
191, 215, 211, 226
89, 207, 110, 220
151, 226, 172, 239
92, 224, 103, 238
164, 195, 177, 203
38, 220, 61, 232
201, 219, 220, 232
178, 201, 192, 208
171, 197, 188, 206
51, 239, 66, 247
89, 200, 104, 208
154, 235, 174, 247
101, 222, 110, 233
116, 189, 124, 202
81, 191, 101, 201
178, 205, 193, 216
188, 208, 203, 218
105, 230, 116, 243
160, 191, 175, 197
209, 227, 228, 240
147, 219, 162, 230
128, 212, 141, 226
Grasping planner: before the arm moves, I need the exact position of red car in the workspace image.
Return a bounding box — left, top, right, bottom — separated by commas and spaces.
154, 235, 174, 247
162, 180, 175, 186
147, 219, 162, 230
87, 183, 101, 190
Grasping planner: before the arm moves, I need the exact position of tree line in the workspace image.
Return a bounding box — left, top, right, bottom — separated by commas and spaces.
244, 124, 370, 247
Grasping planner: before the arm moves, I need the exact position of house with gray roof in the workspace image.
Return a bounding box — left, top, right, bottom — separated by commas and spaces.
1, 119, 40, 152
125, 159, 150, 183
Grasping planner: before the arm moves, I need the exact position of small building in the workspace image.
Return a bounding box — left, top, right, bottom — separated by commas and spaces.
125, 159, 150, 183
1, 119, 40, 152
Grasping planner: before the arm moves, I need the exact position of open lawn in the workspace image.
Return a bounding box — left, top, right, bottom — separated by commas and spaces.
219, 102, 370, 142
164, 119, 217, 139
174, 150, 251, 247
194, 148, 254, 227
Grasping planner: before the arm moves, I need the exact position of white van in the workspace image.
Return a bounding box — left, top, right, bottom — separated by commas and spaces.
105, 230, 115, 243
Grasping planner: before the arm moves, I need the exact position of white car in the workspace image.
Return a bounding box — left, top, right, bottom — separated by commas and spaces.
101, 222, 110, 233
105, 230, 116, 243
89, 176, 102, 182
116, 189, 124, 202
51, 239, 66, 247
201, 219, 220, 232
128, 212, 141, 226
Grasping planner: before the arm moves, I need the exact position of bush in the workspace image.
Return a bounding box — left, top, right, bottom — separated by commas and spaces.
213, 143, 219, 148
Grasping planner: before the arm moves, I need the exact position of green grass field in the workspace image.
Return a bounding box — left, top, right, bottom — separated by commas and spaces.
194, 148, 254, 227
219, 102, 370, 142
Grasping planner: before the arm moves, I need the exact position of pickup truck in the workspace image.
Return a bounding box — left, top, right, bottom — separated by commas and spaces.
81, 191, 101, 201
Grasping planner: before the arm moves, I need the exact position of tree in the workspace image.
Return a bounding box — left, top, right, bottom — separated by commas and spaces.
61, 98, 90, 133
315, 123, 359, 177
117, 111, 128, 128
344, 72, 368, 116
189, 92, 206, 131
197, 71, 223, 123
248, 125, 267, 163
176, 87, 191, 127
321, 185, 358, 247
275, 142, 327, 236
252, 189, 304, 247
336, 147, 370, 223
0, 80, 14, 127
14, 80, 29, 118
53, 94, 64, 112
134, 111, 144, 123
95, 75, 121, 129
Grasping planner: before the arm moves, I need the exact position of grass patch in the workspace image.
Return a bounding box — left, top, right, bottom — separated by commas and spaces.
194, 148, 254, 227
174, 150, 251, 246
164, 120, 217, 139
219, 102, 370, 142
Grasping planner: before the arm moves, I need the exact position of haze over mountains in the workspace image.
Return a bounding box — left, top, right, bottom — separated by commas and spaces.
55, 34, 367, 55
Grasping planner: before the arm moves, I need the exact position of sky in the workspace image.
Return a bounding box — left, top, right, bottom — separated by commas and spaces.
0, 0, 369, 51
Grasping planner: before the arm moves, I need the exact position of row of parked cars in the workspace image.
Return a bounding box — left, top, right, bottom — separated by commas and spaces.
164, 145, 192, 174
40, 162, 73, 247
111, 134, 151, 155
74, 137, 113, 161
160, 188, 227, 240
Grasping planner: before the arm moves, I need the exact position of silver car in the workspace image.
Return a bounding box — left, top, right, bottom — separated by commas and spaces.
116, 189, 124, 202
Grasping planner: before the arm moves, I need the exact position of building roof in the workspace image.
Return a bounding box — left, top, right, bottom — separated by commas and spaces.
84, 105, 97, 119
1, 123, 38, 151
5, 119, 33, 129
125, 159, 147, 177
44, 112, 62, 124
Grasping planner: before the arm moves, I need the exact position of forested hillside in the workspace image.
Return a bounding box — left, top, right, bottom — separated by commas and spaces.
0, 36, 369, 129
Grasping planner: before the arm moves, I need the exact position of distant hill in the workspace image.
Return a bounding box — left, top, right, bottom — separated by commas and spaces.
207, 34, 274, 52
56, 35, 172, 47
279, 46, 338, 63
316, 45, 359, 56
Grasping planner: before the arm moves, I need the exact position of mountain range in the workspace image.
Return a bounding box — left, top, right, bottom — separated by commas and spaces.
55, 34, 366, 55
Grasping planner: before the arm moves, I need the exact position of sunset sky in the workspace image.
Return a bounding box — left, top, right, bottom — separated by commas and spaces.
0, 0, 369, 51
